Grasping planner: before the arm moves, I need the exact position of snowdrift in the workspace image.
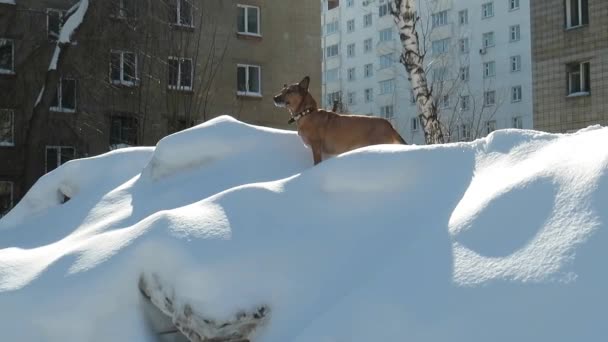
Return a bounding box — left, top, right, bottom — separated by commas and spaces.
1, 116, 607, 342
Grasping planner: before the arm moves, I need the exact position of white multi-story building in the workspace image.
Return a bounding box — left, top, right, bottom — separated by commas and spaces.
321, 0, 532, 144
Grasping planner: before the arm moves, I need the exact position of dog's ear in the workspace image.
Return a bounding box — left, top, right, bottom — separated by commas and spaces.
299, 76, 310, 91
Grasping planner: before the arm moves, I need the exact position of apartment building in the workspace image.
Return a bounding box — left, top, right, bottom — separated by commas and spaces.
0, 0, 321, 216
531, 0, 608, 132
321, 0, 532, 144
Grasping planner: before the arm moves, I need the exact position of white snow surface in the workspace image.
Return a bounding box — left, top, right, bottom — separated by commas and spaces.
1, 116, 608, 341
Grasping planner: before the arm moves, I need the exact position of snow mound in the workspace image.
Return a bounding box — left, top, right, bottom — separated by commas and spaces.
1, 118, 608, 342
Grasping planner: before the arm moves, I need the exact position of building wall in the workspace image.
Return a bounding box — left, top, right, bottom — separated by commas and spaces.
321, 0, 533, 144
0, 0, 320, 212
532, 0, 608, 132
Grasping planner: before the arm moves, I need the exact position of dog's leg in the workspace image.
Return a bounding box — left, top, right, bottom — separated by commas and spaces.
311, 143, 323, 165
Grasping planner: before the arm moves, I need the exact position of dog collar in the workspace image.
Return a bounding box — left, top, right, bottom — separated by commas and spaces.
288, 108, 315, 124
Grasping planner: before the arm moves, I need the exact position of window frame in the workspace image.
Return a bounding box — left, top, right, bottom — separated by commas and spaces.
510, 55, 522, 72
326, 44, 339, 58
347, 67, 356, 81
347, 43, 356, 58
364, 63, 374, 78
509, 25, 521, 42
50, 78, 77, 113
363, 13, 372, 27
512, 116, 523, 129
0, 109, 14, 147
347, 91, 356, 105
411, 117, 419, 131
485, 120, 497, 134
173, 0, 194, 28
110, 50, 138, 86
364, 88, 374, 102
482, 2, 494, 19
379, 79, 395, 95
484, 90, 496, 106
565, 0, 589, 29
47, 9, 64, 41
380, 104, 394, 119
0, 38, 14, 75
379, 53, 394, 69
45, 145, 75, 173
0, 180, 13, 218
364, 38, 373, 53
432, 10, 449, 28
237, 4, 261, 36
566, 61, 591, 96
511, 85, 522, 102
483, 61, 496, 78
458, 9, 469, 25
168, 56, 194, 91
483, 31, 495, 48
236, 63, 262, 97
509, 0, 520, 11
379, 28, 393, 42
459, 38, 469, 53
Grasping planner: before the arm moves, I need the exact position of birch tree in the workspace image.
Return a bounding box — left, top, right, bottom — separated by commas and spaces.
390, 0, 444, 144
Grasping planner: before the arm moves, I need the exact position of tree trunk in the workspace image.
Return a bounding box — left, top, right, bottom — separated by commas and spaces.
23, 1, 90, 189
390, 0, 445, 144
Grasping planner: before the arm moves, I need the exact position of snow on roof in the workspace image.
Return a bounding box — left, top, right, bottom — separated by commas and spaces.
1, 116, 607, 341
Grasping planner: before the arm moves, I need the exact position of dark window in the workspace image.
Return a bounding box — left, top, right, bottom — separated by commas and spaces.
237, 64, 261, 95
0, 109, 14, 146
237, 5, 260, 35
0, 181, 13, 217
115, 0, 137, 18
565, 0, 588, 28
168, 57, 193, 90
0, 38, 14, 73
47, 9, 64, 41
51, 78, 77, 112
110, 116, 138, 146
110, 51, 137, 85
567, 61, 590, 94
172, 0, 193, 26
45, 146, 75, 173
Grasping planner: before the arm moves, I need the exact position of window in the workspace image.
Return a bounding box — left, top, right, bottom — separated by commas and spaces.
110, 115, 138, 146
379, 2, 390, 17
459, 66, 470, 81
379, 79, 395, 94
114, 0, 137, 18
411, 117, 419, 131
347, 91, 356, 105
347, 19, 355, 33
433, 67, 448, 82
327, 91, 341, 107
110, 51, 137, 86
171, 0, 193, 27
347, 43, 355, 57
325, 67, 339, 82
485, 120, 496, 134
512, 116, 523, 129
567, 61, 591, 95
509, 25, 521, 42
364, 63, 374, 77
482, 2, 494, 18
0, 38, 14, 74
509, 0, 520, 10
237, 64, 261, 96
47, 9, 64, 41
380, 104, 394, 119
328, 0, 339, 10
364, 13, 372, 27
379, 28, 393, 42
326, 44, 339, 58
379, 53, 394, 69
483, 61, 496, 78
50, 78, 77, 112
484, 90, 496, 106
168, 57, 193, 91
0, 181, 13, 218
45, 146, 75, 173
510, 55, 521, 72
364, 38, 373, 53
237, 5, 260, 35
483, 31, 495, 48
511, 85, 522, 102
432, 10, 448, 28
459, 124, 471, 141
365, 88, 374, 102
326, 21, 339, 35
459, 9, 468, 24
459, 38, 469, 53
347, 67, 356, 81
565, 0, 588, 29
460, 95, 470, 111
0, 109, 14, 146
432, 38, 450, 55
410, 90, 416, 104
347, 0, 354, 7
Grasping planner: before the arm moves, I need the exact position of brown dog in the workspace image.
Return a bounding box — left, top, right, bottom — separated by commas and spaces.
273, 76, 407, 165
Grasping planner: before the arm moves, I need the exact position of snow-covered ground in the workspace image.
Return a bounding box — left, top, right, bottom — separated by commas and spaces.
1, 116, 607, 341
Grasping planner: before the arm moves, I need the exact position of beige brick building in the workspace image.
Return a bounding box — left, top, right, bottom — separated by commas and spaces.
0, 0, 320, 215
531, 0, 608, 132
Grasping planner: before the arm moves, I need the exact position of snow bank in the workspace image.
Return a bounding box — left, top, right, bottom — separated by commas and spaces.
1, 117, 607, 342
